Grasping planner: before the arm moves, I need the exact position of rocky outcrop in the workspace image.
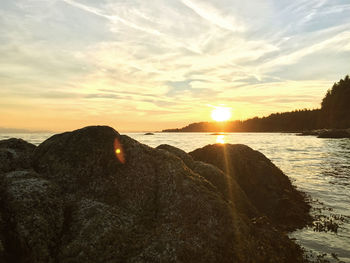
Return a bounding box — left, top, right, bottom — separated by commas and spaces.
0, 170, 63, 263
297, 129, 350, 138
156, 144, 257, 218
0, 139, 36, 173
189, 144, 311, 231
0, 139, 39, 261
317, 129, 350, 138
157, 144, 196, 169
297, 130, 324, 136
0, 126, 312, 262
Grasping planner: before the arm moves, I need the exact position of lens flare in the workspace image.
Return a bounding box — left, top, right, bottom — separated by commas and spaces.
114, 138, 125, 164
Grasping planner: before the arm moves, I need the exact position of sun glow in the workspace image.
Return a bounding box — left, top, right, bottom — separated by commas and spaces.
211, 107, 231, 122
216, 135, 226, 144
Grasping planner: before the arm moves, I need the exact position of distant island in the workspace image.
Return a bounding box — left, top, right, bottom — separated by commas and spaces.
163, 75, 350, 133
0, 128, 52, 134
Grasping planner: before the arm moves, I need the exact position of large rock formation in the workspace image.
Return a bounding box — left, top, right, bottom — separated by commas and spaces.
189, 144, 312, 231
156, 144, 258, 218
0, 126, 311, 262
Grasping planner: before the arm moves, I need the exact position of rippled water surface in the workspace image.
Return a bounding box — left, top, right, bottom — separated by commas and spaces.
1, 132, 350, 261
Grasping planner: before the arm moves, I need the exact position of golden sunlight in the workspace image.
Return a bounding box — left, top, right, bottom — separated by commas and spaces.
216, 135, 225, 144
211, 107, 231, 122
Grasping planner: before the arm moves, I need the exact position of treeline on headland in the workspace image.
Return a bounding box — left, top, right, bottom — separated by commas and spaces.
163, 75, 350, 132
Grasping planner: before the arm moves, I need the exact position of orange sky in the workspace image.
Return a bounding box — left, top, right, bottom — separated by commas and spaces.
1, 0, 349, 132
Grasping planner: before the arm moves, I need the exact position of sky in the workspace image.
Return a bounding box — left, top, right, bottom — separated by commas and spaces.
0, 0, 349, 132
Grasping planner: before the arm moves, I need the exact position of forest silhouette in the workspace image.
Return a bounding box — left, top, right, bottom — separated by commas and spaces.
163, 75, 350, 132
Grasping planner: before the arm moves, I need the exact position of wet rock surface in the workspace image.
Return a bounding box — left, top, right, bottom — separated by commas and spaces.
0, 126, 313, 262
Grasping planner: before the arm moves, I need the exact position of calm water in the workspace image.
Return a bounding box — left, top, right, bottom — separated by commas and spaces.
1, 132, 350, 262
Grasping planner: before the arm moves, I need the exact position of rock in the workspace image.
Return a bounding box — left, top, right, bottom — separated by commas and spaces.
317, 129, 350, 138
32, 126, 237, 262
189, 144, 311, 231
157, 144, 195, 169
157, 144, 257, 218
0, 126, 312, 262
144, 133, 154, 135
0, 139, 36, 173
191, 161, 258, 218
0, 170, 64, 262
32, 126, 123, 199
296, 130, 322, 136
296, 129, 350, 138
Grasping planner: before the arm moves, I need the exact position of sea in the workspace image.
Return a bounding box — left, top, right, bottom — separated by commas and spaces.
1, 132, 349, 262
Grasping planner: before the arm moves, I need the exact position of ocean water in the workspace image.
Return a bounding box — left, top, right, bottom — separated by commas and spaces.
1, 132, 350, 262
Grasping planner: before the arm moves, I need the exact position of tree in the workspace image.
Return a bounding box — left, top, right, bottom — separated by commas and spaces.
321, 75, 350, 128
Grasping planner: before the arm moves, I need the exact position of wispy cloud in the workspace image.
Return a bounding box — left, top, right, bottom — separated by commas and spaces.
260, 30, 350, 72
180, 0, 245, 32
0, 0, 349, 131
61, 0, 161, 35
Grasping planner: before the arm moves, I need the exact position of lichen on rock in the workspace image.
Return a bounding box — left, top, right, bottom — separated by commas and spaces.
0, 126, 313, 262
189, 143, 312, 231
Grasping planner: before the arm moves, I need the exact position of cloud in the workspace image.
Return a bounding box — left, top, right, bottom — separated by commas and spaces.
61, 0, 162, 35
260, 30, 350, 72
0, 0, 349, 131
180, 0, 245, 32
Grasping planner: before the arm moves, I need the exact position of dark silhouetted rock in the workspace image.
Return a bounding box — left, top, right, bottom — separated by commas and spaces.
0, 170, 63, 263
144, 132, 154, 135
32, 126, 123, 199
296, 130, 323, 136
296, 129, 350, 138
317, 129, 350, 138
157, 144, 257, 219
157, 144, 195, 169
189, 144, 311, 231
31, 126, 237, 262
0, 127, 312, 263
0, 139, 36, 173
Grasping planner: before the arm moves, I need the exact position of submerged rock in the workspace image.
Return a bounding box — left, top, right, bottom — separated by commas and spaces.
0, 126, 312, 262
296, 130, 323, 136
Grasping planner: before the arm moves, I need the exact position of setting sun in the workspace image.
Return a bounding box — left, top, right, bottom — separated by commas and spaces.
211, 107, 231, 122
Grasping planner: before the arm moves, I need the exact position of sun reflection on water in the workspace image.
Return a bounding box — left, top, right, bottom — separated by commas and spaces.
216, 135, 226, 144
